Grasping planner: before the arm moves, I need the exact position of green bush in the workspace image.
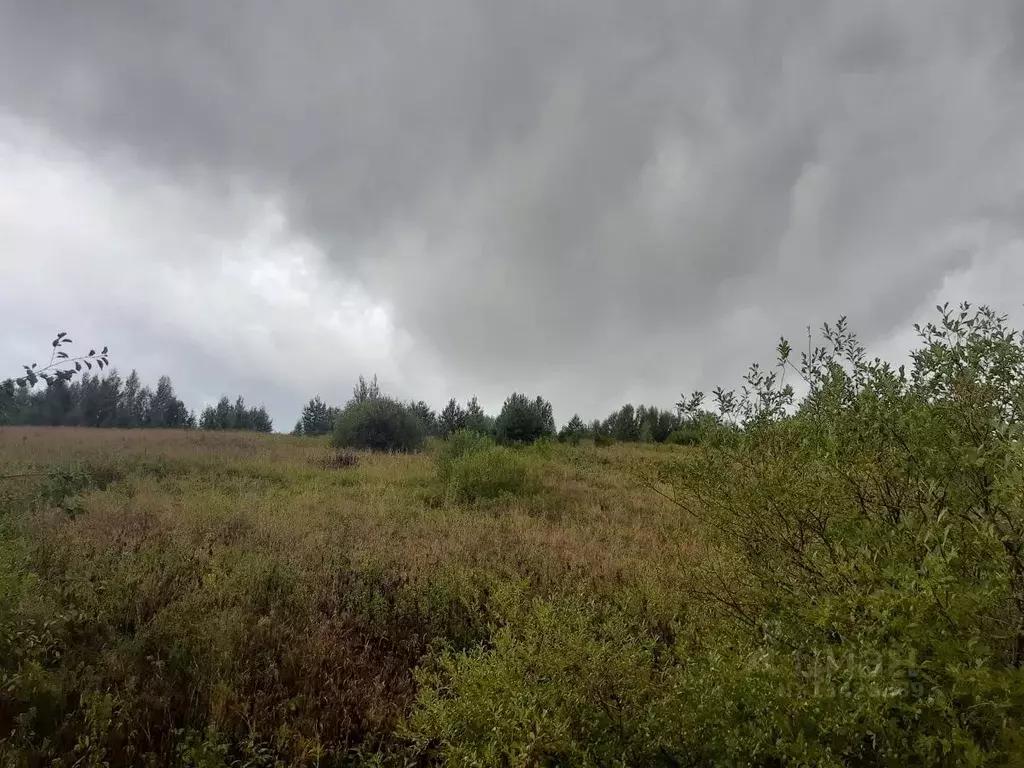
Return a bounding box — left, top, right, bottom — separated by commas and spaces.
444, 447, 531, 504
665, 425, 700, 445
660, 303, 1024, 763
411, 592, 1024, 766
434, 429, 495, 484
529, 435, 556, 460
433, 429, 531, 504
409, 600, 669, 766
332, 396, 425, 452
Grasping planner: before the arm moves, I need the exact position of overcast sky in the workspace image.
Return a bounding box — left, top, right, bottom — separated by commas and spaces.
2, 1, 1024, 430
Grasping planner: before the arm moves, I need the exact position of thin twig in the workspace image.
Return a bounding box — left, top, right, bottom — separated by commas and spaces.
0, 471, 50, 481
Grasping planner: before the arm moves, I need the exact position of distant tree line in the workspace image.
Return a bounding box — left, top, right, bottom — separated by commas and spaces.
4, 333, 701, 444
1, 368, 272, 433
4, 363, 700, 445
293, 374, 710, 452
293, 375, 559, 451
562, 402, 716, 446
198, 395, 273, 433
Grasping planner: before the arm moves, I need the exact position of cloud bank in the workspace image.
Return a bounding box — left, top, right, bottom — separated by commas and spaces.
1, 1, 1023, 427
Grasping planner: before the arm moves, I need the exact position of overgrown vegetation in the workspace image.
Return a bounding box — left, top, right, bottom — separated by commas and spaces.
4, 303, 1024, 765
333, 395, 427, 453
432, 430, 533, 505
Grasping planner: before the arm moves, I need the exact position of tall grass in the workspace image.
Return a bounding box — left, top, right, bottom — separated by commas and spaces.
0, 428, 689, 765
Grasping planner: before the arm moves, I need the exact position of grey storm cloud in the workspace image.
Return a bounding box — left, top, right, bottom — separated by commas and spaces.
2, 0, 1024, 425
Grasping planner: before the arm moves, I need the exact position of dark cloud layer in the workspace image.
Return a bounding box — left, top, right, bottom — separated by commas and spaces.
2, 1, 1023, 425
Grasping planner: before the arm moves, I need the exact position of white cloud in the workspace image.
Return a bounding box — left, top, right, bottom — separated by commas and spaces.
0, 116, 412, 427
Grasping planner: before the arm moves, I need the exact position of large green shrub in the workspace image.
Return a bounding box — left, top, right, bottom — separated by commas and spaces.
662, 302, 1024, 762
409, 601, 669, 766
332, 396, 425, 452
411, 591, 1014, 766
494, 392, 555, 446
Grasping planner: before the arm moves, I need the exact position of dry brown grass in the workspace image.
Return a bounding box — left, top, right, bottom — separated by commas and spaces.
0, 426, 694, 586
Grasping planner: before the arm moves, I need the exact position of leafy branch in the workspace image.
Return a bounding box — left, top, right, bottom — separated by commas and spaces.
12, 332, 110, 388
1, 331, 111, 429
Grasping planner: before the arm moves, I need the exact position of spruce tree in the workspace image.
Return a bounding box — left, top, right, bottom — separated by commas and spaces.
495, 392, 555, 445
300, 395, 333, 436
438, 398, 467, 437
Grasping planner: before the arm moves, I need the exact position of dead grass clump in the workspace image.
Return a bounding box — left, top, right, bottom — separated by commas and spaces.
319, 448, 359, 470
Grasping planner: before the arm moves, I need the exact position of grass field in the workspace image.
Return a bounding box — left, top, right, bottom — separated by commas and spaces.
0, 427, 696, 766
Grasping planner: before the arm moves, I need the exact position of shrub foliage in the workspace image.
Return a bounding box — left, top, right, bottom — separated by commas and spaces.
443, 447, 531, 504
333, 395, 425, 452
434, 429, 531, 504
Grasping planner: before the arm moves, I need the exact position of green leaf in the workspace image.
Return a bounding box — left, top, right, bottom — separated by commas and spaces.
75, 362, 81, 372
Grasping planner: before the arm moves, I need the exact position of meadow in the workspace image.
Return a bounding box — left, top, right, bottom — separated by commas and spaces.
5, 303, 1024, 766
0, 427, 696, 766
